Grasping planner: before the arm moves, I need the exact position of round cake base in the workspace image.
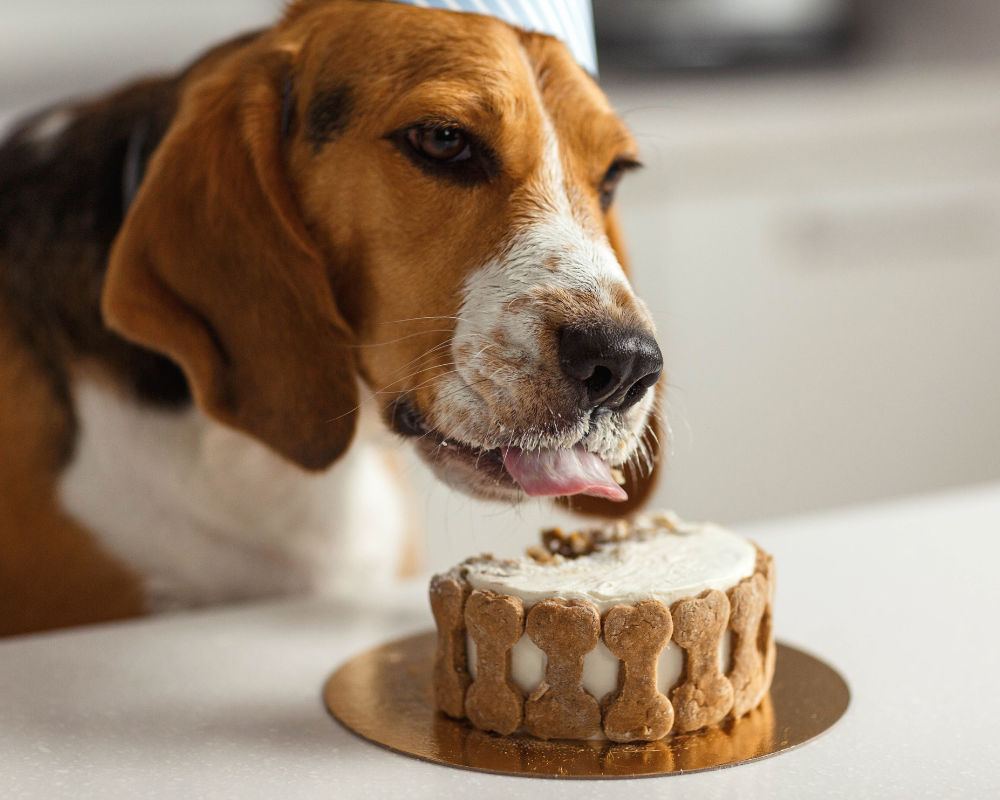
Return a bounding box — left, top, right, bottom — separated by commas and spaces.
324, 631, 848, 779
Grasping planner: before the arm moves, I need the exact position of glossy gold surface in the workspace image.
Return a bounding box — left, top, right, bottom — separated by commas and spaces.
324, 631, 849, 779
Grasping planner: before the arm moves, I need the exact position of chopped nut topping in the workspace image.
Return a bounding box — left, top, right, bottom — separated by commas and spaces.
526, 546, 553, 564
541, 528, 598, 559
532, 512, 694, 560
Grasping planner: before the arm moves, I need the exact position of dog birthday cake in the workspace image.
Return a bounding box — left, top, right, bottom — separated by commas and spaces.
430, 512, 775, 742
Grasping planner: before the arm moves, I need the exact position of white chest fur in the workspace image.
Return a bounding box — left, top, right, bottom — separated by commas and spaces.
58, 379, 412, 612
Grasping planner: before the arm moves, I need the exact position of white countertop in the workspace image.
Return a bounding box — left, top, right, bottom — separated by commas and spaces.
2, 484, 999, 799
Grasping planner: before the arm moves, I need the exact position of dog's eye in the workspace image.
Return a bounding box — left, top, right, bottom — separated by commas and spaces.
406, 126, 471, 163
390, 122, 499, 186
599, 158, 641, 212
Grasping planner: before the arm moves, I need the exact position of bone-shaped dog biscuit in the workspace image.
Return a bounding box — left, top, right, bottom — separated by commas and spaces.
600, 600, 675, 743
429, 573, 472, 718
670, 589, 735, 732
756, 547, 777, 690
523, 598, 602, 740
727, 572, 769, 718
464, 589, 526, 735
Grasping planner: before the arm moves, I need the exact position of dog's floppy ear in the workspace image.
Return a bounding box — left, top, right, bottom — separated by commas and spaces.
103, 45, 358, 470
562, 207, 664, 517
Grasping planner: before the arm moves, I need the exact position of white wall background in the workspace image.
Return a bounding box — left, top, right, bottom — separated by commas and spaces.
610, 66, 1000, 525
1, 1, 997, 572
0, 1, 283, 114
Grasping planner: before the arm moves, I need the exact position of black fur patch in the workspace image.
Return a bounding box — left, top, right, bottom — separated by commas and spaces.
0, 77, 189, 466
305, 85, 353, 151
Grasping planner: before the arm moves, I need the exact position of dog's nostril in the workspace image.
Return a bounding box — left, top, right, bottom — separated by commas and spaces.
559, 325, 663, 412
586, 365, 615, 399
621, 370, 660, 411
622, 380, 645, 408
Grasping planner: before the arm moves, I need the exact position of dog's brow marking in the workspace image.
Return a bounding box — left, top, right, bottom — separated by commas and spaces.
306, 85, 354, 151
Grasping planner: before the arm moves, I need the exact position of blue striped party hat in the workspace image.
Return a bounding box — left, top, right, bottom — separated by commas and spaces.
382, 0, 598, 76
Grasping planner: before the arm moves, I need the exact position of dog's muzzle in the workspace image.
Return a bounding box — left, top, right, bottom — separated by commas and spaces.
387, 321, 661, 504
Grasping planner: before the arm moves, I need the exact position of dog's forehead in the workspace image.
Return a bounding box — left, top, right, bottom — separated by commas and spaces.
300, 3, 531, 90
295, 3, 629, 161
522, 35, 637, 164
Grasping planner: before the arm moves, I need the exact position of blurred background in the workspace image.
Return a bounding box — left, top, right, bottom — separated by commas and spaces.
2, 1, 997, 572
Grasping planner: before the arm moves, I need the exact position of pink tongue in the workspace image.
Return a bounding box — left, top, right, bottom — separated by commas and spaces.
502, 446, 628, 502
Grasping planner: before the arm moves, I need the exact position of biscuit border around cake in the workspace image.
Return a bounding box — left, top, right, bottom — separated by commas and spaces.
429, 532, 775, 742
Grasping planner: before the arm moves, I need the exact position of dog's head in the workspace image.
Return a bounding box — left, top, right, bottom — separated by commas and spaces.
104, 0, 663, 514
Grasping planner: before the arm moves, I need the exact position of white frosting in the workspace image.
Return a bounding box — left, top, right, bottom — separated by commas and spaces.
461, 519, 756, 613
460, 515, 755, 728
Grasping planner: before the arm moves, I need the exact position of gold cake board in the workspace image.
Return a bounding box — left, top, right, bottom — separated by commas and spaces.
324, 631, 849, 779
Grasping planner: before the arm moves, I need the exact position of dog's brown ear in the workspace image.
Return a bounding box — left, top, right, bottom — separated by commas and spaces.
561, 207, 664, 517
103, 45, 358, 470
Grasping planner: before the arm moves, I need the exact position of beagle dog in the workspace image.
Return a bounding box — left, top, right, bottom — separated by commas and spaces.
0, 0, 663, 636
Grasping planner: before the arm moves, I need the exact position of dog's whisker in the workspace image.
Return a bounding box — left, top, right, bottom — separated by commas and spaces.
348, 330, 456, 348
366, 348, 456, 394
387, 367, 462, 398
321, 360, 459, 426
372, 340, 454, 384
431, 377, 492, 406
378, 315, 469, 326
373, 359, 456, 395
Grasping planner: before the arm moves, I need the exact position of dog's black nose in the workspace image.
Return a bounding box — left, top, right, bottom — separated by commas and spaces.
559, 325, 663, 411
